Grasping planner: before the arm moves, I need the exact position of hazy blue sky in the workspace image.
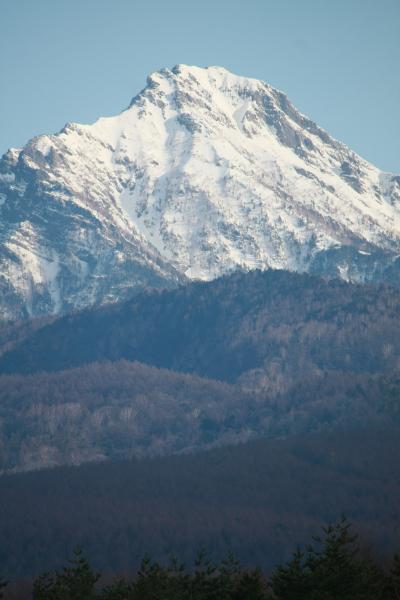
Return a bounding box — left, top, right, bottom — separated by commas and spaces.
0, 0, 399, 171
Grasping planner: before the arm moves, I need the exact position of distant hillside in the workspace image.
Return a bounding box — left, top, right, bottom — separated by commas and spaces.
1, 429, 400, 579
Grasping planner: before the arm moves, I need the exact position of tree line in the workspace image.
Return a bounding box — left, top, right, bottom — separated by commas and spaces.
2, 520, 400, 599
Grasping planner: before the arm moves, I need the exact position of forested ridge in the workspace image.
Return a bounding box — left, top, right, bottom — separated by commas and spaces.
1, 270, 399, 382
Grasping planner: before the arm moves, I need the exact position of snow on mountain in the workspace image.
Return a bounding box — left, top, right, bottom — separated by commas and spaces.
1, 64, 399, 319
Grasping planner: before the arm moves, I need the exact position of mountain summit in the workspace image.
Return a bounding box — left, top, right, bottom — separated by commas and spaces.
1, 64, 399, 319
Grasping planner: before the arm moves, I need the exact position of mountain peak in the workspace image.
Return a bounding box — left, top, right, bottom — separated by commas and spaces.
129, 63, 266, 110
170, 63, 271, 87
0, 65, 399, 319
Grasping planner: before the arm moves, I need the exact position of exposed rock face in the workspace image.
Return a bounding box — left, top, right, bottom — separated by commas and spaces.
1, 64, 399, 319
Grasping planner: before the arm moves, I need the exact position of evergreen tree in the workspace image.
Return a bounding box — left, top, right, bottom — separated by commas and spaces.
270, 548, 312, 600
100, 577, 133, 600
33, 572, 59, 600
188, 549, 220, 600
33, 547, 100, 600
217, 552, 242, 600
231, 568, 268, 600
131, 554, 179, 600
271, 518, 388, 599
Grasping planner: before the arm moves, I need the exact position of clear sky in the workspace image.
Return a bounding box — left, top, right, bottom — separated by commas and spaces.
0, 0, 399, 172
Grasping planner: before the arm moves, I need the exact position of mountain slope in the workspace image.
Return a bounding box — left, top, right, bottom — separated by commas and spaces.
1, 65, 400, 319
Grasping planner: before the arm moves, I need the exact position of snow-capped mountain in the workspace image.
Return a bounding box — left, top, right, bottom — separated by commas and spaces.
1, 64, 399, 319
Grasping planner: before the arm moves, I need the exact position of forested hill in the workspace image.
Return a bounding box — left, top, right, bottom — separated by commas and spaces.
0, 270, 399, 385
1, 360, 399, 474
1, 429, 399, 579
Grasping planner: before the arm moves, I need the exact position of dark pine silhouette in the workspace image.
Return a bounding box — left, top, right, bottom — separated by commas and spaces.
10, 521, 396, 599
